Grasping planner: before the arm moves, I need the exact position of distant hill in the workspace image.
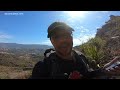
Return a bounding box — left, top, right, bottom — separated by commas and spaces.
0, 43, 53, 68
0, 42, 53, 56
0, 43, 52, 50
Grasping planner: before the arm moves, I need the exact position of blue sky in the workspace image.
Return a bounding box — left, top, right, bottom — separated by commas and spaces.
0, 11, 120, 46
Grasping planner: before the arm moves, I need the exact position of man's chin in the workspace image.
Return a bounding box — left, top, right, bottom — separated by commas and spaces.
57, 48, 72, 55
61, 53, 69, 56
59, 50, 71, 56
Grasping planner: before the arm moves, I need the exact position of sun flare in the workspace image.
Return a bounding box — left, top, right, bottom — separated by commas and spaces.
63, 11, 88, 18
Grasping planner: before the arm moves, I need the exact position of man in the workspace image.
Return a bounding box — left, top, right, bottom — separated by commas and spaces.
31, 21, 120, 79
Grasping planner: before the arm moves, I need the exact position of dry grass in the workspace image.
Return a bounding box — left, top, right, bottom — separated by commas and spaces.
0, 65, 32, 79
8, 71, 31, 79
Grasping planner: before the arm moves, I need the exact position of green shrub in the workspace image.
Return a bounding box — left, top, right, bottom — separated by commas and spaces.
80, 37, 106, 65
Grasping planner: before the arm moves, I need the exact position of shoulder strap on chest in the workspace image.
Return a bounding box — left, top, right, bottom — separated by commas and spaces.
44, 48, 55, 58
44, 49, 62, 78
73, 50, 93, 71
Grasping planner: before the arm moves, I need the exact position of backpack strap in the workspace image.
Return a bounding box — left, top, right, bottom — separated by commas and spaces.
73, 50, 94, 72
44, 48, 55, 58
44, 49, 63, 79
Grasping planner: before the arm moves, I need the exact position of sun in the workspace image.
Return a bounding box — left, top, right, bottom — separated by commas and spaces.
63, 11, 88, 18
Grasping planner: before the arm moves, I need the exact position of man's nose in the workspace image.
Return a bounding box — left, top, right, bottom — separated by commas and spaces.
59, 37, 68, 42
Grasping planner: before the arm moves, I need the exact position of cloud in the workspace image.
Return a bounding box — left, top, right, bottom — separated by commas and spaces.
0, 32, 12, 39
73, 26, 90, 38
79, 26, 89, 33
73, 38, 81, 46
96, 16, 103, 19
96, 26, 101, 29
73, 34, 95, 47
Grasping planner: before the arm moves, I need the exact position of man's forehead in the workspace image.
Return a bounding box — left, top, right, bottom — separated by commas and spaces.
54, 30, 71, 35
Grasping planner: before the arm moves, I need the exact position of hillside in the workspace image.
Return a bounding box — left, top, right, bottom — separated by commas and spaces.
75, 15, 120, 55
96, 15, 120, 40
0, 43, 53, 66
74, 15, 120, 67
0, 43, 52, 79
96, 15, 120, 56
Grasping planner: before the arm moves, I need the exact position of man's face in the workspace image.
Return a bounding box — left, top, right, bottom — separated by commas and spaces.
50, 30, 73, 57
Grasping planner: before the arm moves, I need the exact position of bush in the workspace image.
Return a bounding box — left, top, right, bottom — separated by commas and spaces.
80, 37, 106, 66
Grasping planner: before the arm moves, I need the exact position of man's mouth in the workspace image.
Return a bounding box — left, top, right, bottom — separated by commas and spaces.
60, 43, 69, 48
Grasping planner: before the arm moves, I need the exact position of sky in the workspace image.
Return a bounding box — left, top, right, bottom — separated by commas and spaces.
0, 11, 120, 47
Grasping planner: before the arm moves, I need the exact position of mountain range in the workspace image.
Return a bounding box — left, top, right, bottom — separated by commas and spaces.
0, 42, 52, 50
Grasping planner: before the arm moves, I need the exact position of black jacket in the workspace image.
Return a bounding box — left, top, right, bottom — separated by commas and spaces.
31, 50, 104, 79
